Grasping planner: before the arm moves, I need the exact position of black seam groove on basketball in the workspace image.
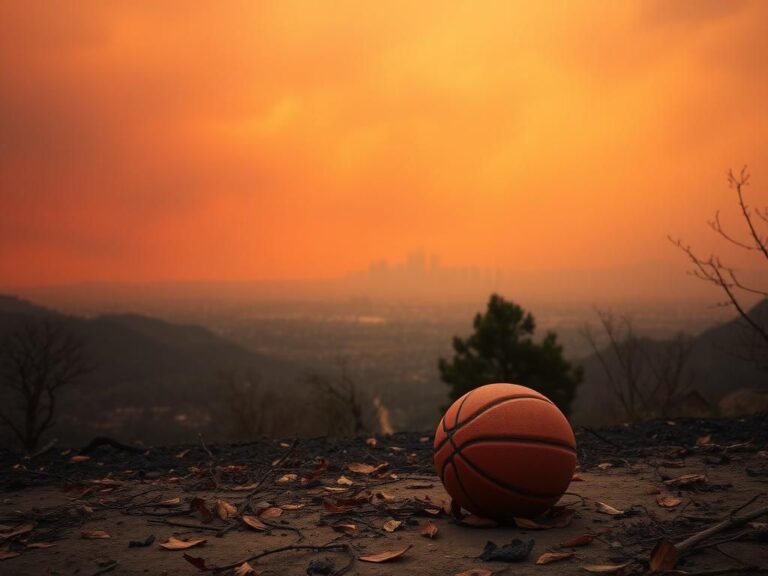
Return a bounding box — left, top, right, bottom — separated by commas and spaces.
441, 438, 573, 500
455, 435, 577, 454
443, 389, 482, 512
455, 451, 566, 500
434, 394, 558, 453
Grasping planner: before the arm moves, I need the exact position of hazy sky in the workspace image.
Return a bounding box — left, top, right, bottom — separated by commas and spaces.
1, 1, 766, 289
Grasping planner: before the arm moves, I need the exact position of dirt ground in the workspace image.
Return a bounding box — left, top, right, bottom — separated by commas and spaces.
1, 415, 767, 575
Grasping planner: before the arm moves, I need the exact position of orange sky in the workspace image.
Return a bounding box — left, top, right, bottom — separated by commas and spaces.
1, 1, 767, 289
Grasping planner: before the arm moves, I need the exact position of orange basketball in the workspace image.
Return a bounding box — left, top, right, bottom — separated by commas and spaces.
434, 383, 577, 520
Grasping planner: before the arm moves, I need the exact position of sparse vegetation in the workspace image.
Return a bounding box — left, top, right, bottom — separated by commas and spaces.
670, 167, 768, 370
439, 294, 582, 415
0, 319, 90, 452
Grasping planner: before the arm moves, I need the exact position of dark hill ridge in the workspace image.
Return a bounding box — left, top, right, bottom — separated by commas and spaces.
572, 299, 768, 424
0, 295, 299, 446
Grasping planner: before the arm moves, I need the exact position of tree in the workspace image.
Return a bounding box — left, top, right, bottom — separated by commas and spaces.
306, 359, 370, 436
670, 167, 767, 369
582, 309, 695, 422
438, 294, 582, 415
0, 319, 90, 452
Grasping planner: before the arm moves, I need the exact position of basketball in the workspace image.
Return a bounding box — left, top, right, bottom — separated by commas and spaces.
434, 383, 577, 520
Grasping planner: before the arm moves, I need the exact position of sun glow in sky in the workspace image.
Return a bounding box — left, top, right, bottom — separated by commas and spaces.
1, 1, 767, 290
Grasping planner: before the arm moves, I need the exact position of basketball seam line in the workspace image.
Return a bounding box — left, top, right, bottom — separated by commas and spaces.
455, 435, 577, 454
435, 394, 559, 453
442, 389, 481, 512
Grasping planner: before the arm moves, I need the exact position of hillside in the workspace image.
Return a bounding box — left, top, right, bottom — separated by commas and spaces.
0, 296, 299, 446
572, 299, 768, 424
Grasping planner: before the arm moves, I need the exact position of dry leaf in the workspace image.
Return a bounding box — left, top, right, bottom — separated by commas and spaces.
281, 503, 305, 510
175, 448, 191, 459
216, 499, 237, 521
656, 495, 682, 508
258, 506, 283, 519
571, 473, 584, 481
234, 562, 257, 575
421, 520, 439, 538
366, 437, 378, 447
406, 482, 434, 489
183, 554, 211, 571
323, 486, 348, 493
561, 534, 596, 547
374, 490, 395, 500
359, 545, 412, 563
0, 523, 34, 540
161, 536, 206, 550
70, 455, 90, 463
582, 561, 633, 573
419, 436, 431, 443
0, 550, 20, 560
696, 435, 712, 446
515, 508, 574, 530
644, 485, 661, 495
242, 515, 268, 531
276, 473, 297, 484
331, 523, 358, 536
81, 530, 110, 539
159, 496, 181, 507
455, 570, 492, 576
597, 462, 613, 470
26, 542, 55, 549
536, 551, 575, 565
383, 519, 402, 532
336, 475, 353, 486
596, 501, 624, 515
346, 462, 376, 474
190, 497, 214, 523
649, 539, 679, 571
231, 483, 259, 491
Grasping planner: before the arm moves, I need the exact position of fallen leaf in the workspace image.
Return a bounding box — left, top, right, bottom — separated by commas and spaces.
234, 562, 257, 575
480, 539, 534, 562
242, 515, 268, 531
656, 495, 682, 508
421, 520, 439, 538
536, 551, 575, 565
323, 486, 348, 493
582, 561, 633, 573
649, 539, 679, 571
406, 482, 434, 489
515, 507, 574, 529
281, 503, 305, 510
26, 542, 56, 549
231, 483, 259, 491
336, 475, 353, 486
561, 534, 596, 547
216, 499, 237, 521
0, 523, 34, 540
276, 473, 297, 484
383, 519, 402, 532
455, 570, 492, 576
644, 485, 661, 495
331, 523, 358, 536
419, 436, 431, 443
190, 497, 214, 523
347, 462, 376, 474
597, 462, 613, 470
461, 514, 498, 528
183, 554, 211, 570
359, 545, 412, 563
696, 435, 712, 446
664, 474, 707, 488
366, 437, 378, 447
571, 473, 584, 481
175, 448, 191, 459
160, 536, 207, 550
70, 455, 90, 463
374, 490, 395, 500
81, 530, 110, 539
596, 502, 624, 515
749, 522, 768, 529
128, 535, 155, 548
0, 550, 20, 560
158, 496, 181, 507
258, 506, 283, 519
